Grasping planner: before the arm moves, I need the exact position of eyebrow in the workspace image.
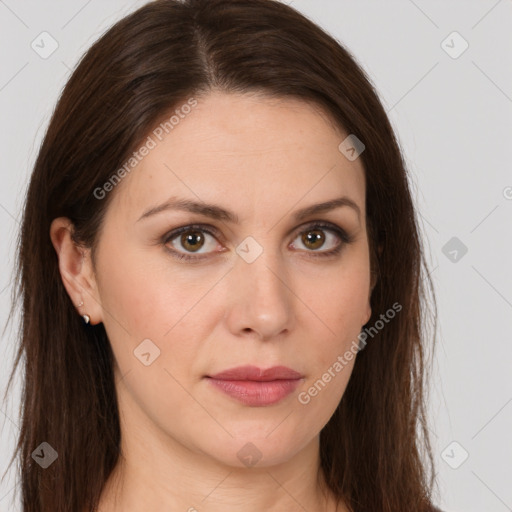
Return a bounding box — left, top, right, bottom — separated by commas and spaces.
137, 195, 361, 224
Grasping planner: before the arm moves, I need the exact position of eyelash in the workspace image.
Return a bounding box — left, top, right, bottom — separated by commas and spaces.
161, 221, 354, 263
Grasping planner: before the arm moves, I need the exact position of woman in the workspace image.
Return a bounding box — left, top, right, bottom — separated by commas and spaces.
4, 0, 441, 510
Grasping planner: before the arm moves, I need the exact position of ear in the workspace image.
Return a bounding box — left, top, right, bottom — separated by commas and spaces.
362, 302, 372, 326
49, 217, 103, 325
369, 241, 383, 292
362, 276, 373, 325
363, 241, 383, 325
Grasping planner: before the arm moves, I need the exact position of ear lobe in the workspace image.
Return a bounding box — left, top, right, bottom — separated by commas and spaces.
363, 302, 372, 326
49, 217, 103, 324
369, 271, 377, 295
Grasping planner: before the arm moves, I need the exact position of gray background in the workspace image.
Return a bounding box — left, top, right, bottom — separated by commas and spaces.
1, 1, 511, 511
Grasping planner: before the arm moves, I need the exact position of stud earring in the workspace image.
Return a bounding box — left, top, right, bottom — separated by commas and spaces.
76, 300, 90, 324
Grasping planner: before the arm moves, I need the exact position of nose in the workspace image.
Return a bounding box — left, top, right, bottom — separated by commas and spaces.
224, 246, 295, 341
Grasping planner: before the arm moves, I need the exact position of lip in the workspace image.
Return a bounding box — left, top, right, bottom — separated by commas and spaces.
205, 365, 304, 406
208, 365, 303, 381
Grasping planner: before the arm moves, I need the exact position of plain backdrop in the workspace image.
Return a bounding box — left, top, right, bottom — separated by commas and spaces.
1, 1, 511, 511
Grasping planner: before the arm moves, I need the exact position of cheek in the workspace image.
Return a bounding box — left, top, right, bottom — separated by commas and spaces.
95, 239, 219, 387
98, 262, 169, 338
293, 252, 369, 417
96, 237, 202, 338
304, 255, 370, 341
293, 352, 355, 443
94, 246, 209, 431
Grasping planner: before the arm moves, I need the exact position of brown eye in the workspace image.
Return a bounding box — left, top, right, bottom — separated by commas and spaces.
163, 225, 220, 260
291, 223, 347, 255
179, 230, 206, 253
162, 221, 352, 263
301, 229, 326, 250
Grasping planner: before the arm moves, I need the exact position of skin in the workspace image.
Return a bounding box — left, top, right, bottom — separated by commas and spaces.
50, 90, 373, 512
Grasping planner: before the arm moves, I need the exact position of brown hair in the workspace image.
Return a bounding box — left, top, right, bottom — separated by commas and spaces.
3, 0, 439, 510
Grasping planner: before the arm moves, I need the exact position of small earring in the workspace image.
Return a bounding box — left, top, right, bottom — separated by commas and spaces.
76, 300, 89, 323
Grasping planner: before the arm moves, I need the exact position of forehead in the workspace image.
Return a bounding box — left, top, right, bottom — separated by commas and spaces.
106, 91, 366, 223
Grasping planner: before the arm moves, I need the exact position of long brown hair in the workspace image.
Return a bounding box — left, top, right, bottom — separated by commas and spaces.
3, 0, 439, 510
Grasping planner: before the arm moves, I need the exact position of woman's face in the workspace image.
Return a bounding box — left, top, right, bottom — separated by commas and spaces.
86, 91, 372, 468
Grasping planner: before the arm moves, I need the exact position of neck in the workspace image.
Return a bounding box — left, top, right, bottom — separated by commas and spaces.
98, 412, 342, 511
